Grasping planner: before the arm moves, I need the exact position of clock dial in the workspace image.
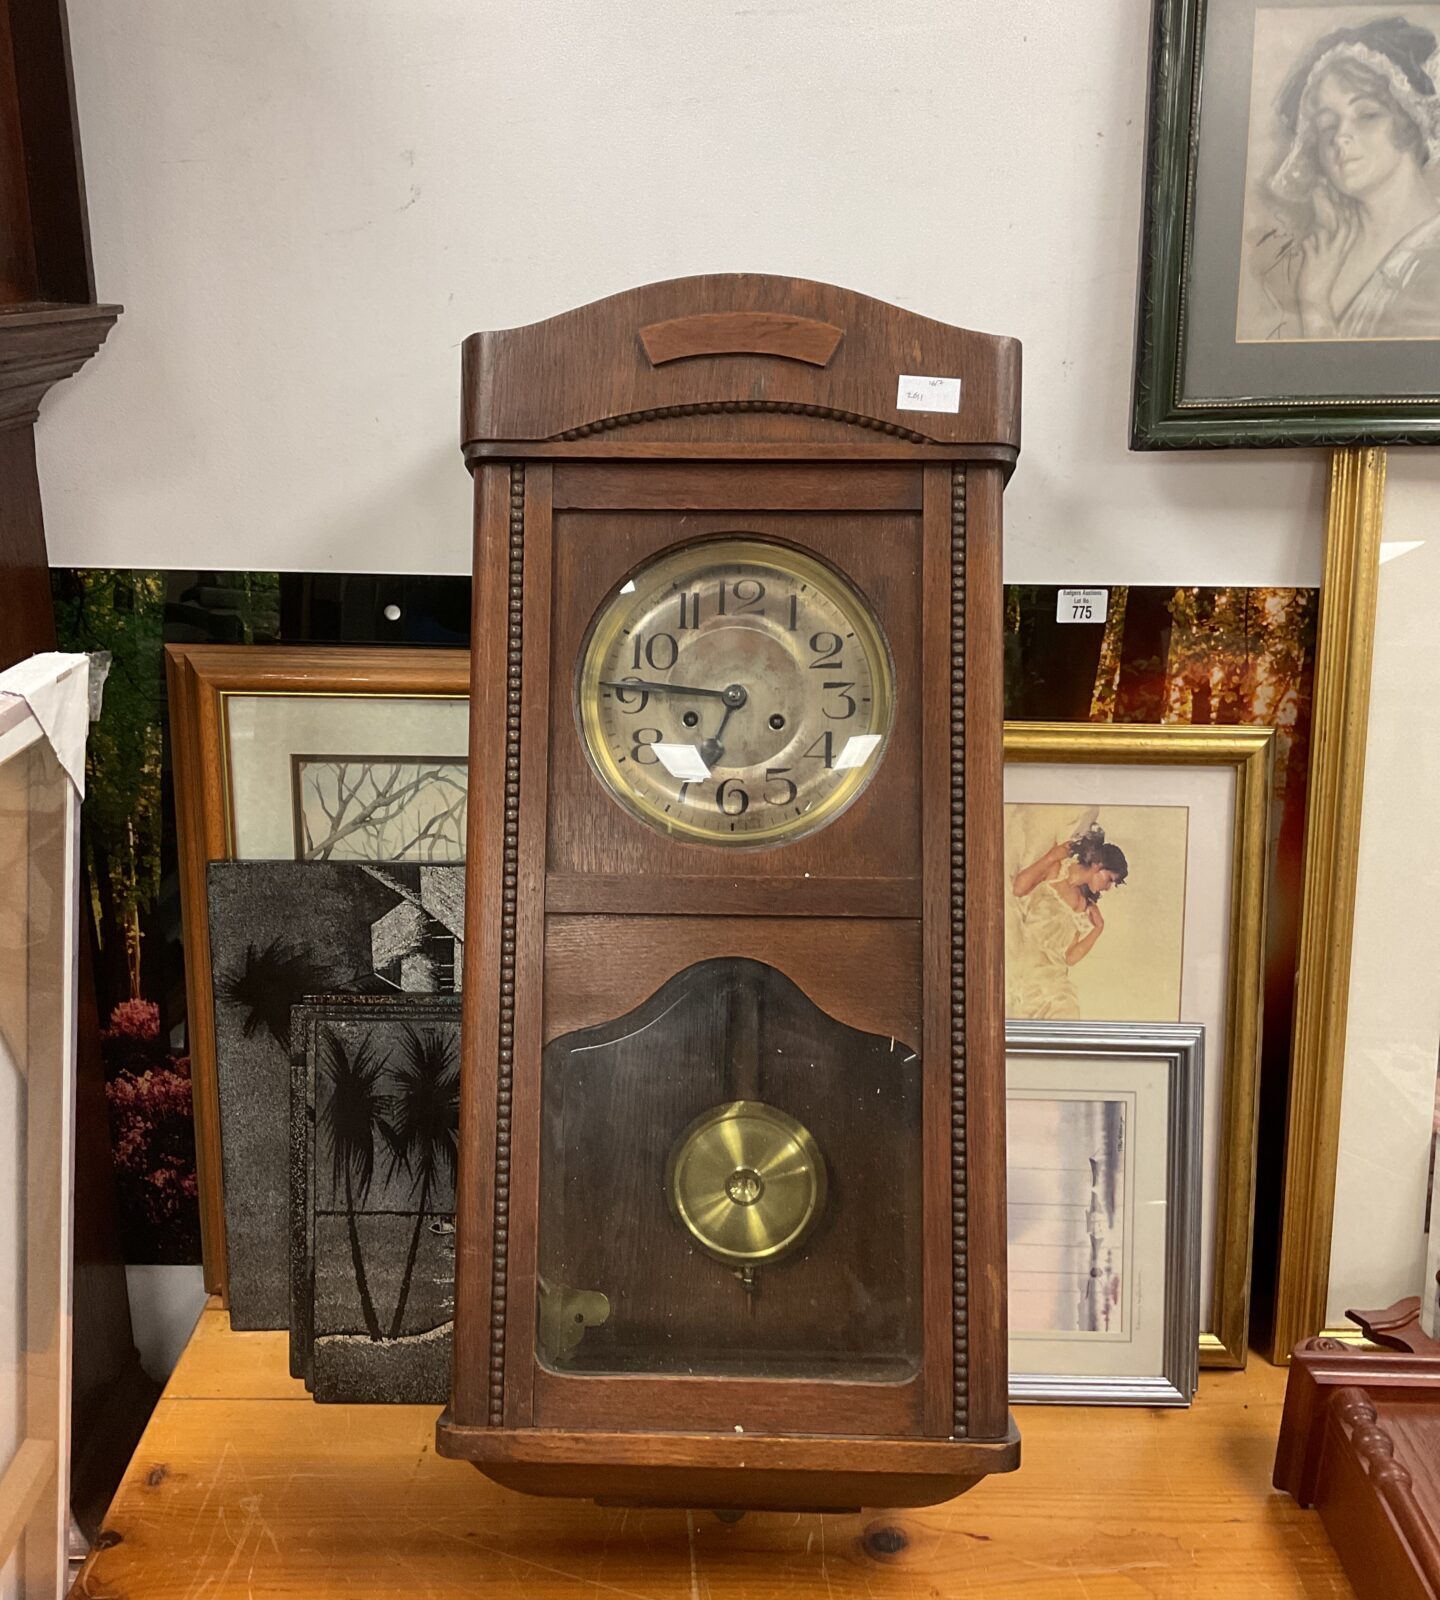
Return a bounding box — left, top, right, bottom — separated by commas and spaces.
575, 538, 895, 846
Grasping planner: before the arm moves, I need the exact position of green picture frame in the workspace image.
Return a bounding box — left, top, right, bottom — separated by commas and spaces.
1133, 0, 1440, 448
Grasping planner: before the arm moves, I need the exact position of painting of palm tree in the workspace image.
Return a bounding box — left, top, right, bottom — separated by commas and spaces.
318, 1030, 393, 1344
208, 861, 465, 1330
217, 937, 338, 1051
381, 1026, 460, 1339
296, 996, 461, 1402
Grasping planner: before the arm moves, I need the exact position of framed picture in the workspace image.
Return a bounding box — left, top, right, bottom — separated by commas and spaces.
1286, 464, 1433, 1337
1134, 0, 1440, 446
1007, 1021, 1203, 1406
1005, 722, 1274, 1366
166, 644, 469, 1296
290, 995, 459, 1405
208, 860, 465, 1329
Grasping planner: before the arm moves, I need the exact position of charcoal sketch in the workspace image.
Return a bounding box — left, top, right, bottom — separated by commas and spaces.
292, 756, 468, 861
1239, 10, 1440, 341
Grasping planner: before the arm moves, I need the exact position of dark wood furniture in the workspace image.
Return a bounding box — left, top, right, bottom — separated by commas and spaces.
0, 0, 149, 1539
1275, 1302, 1440, 1600
439, 274, 1022, 1509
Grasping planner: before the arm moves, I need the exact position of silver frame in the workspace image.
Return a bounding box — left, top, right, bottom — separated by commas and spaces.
1005, 1020, 1204, 1407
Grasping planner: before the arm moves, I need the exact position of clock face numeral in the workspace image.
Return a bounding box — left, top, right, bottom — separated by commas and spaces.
808, 631, 843, 669
631, 633, 678, 671
577, 538, 895, 847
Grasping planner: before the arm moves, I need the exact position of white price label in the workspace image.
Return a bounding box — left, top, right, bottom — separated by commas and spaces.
896, 374, 962, 414
1056, 588, 1108, 624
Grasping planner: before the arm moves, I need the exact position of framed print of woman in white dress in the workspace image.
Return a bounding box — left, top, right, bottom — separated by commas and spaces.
1004, 802, 1190, 1024
1008, 814, 1130, 1020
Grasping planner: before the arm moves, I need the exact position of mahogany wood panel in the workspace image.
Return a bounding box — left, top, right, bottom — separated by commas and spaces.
541, 915, 920, 1047
0, 426, 50, 668
3, 0, 94, 305
551, 460, 922, 511
918, 463, 953, 1437
544, 872, 918, 919
961, 464, 1008, 1440
531, 1373, 923, 1447
502, 463, 554, 1430
546, 507, 922, 887
443, 1420, 1012, 1478
1276, 1340, 1440, 1600
474, 437, 1016, 464
462, 275, 1020, 454
452, 467, 512, 1425
639, 309, 844, 368
0, 2, 34, 303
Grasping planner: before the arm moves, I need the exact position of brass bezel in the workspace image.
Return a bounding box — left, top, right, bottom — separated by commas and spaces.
574, 535, 896, 848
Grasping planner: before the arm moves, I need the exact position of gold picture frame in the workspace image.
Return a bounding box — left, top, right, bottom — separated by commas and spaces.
1005, 721, 1275, 1367
1270, 448, 1387, 1361
166, 644, 470, 1298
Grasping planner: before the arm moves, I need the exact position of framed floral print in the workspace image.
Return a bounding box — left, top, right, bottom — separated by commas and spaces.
165, 644, 469, 1299
1004, 722, 1274, 1366
1134, 0, 1440, 445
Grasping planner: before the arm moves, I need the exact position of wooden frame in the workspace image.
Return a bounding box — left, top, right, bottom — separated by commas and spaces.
166, 643, 469, 1297
1004, 720, 1274, 1366
1269, 448, 1387, 1359
0, 661, 84, 1593
1276, 1338, 1440, 1597
1133, 1, 1440, 448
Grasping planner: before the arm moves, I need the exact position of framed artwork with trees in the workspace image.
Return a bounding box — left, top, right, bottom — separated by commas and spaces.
165, 644, 469, 1298
289, 995, 460, 1403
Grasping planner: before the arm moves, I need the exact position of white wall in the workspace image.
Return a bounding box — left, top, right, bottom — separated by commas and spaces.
40, 0, 1328, 585
124, 1265, 207, 1382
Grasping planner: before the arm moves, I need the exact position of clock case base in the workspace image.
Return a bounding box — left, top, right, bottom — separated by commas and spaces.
436, 1418, 1021, 1512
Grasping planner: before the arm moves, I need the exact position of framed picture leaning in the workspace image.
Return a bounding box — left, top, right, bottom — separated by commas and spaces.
1134, 0, 1440, 446
1006, 1020, 1204, 1406
166, 644, 469, 1298
1005, 722, 1274, 1365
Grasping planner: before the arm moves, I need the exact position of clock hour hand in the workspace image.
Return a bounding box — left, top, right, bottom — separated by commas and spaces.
598, 678, 730, 701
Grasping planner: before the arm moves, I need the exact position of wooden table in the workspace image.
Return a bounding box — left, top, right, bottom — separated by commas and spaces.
72, 1305, 1352, 1599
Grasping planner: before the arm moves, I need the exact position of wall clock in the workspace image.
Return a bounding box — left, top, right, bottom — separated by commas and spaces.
437, 274, 1022, 1511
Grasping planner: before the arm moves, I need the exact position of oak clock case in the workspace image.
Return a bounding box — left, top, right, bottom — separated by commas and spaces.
439, 274, 1020, 1513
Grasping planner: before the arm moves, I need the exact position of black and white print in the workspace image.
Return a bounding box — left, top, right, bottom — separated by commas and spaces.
208, 860, 464, 1328
291, 756, 468, 862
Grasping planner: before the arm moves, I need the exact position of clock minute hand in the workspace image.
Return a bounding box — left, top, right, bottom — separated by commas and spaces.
598, 678, 730, 700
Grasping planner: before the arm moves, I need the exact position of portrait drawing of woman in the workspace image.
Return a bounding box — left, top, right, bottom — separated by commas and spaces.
1242, 13, 1440, 341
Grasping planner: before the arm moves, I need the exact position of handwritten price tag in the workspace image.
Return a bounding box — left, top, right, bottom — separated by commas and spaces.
895, 374, 962, 414
1056, 588, 1108, 624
